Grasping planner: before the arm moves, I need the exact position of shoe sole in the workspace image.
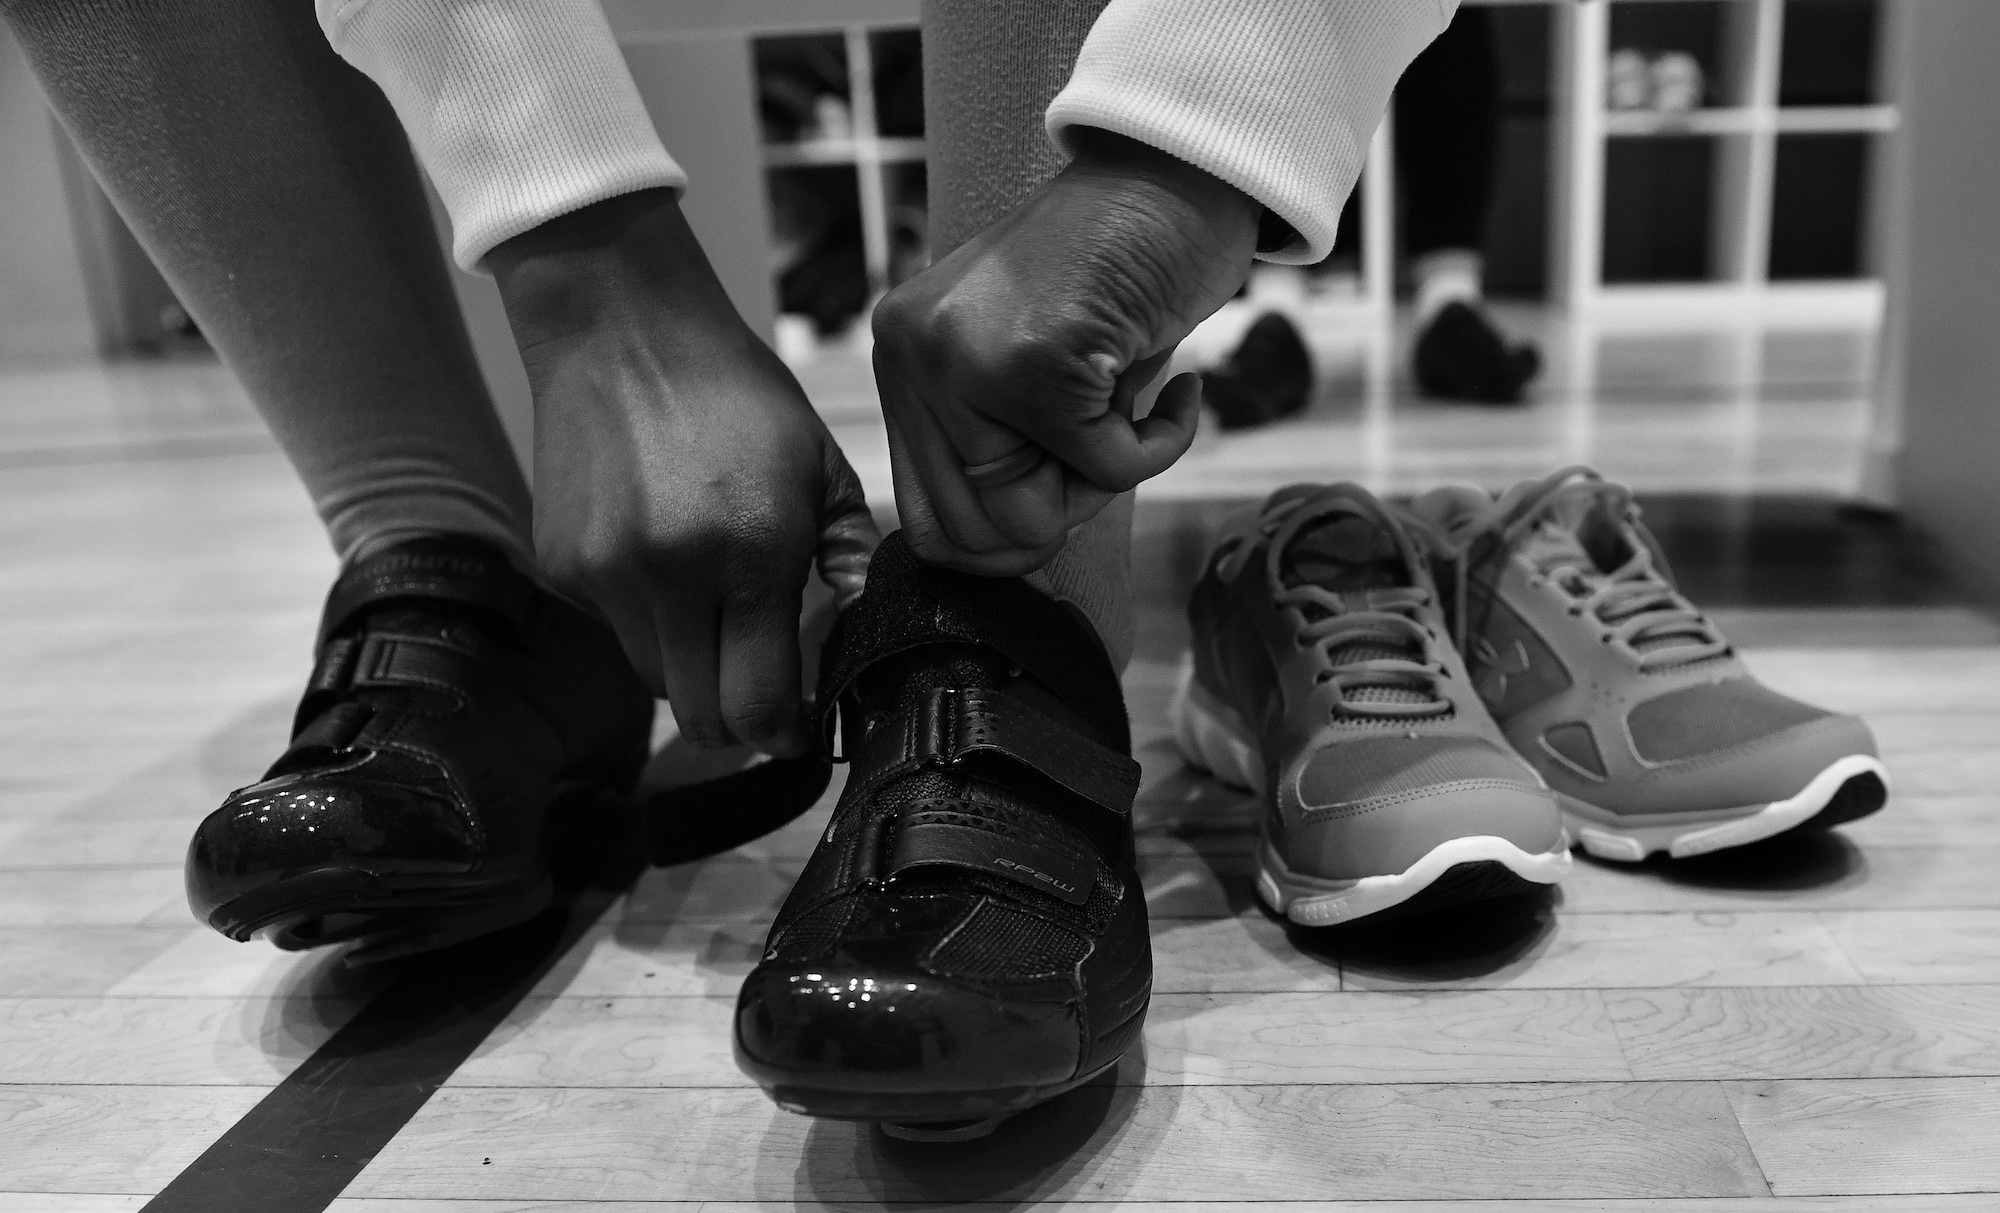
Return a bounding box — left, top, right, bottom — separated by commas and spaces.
1169, 655, 1571, 926
764, 1057, 1119, 1138
754, 1002, 1146, 1139
206, 866, 554, 964
1560, 755, 1891, 862
199, 773, 641, 964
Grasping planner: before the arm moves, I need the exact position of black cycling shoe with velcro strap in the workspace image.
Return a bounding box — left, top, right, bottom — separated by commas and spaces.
733, 532, 1151, 1140
185, 535, 654, 963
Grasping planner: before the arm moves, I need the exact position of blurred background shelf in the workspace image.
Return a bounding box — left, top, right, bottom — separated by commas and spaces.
760, 136, 925, 168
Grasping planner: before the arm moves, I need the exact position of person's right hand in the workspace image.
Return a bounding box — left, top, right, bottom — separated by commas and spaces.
870, 128, 1263, 576
489, 189, 878, 758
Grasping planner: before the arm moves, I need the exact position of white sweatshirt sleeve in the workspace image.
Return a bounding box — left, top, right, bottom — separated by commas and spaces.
318, 0, 686, 270
1046, 0, 1458, 263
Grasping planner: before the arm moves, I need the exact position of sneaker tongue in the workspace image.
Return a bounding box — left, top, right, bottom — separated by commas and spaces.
1280, 514, 1406, 592
1278, 513, 1433, 714
1518, 519, 1599, 580
1519, 513, 1710, 661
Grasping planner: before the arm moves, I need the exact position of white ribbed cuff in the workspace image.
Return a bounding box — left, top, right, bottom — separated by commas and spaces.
320, 0, 687, 270
1047, 0, 1455, 264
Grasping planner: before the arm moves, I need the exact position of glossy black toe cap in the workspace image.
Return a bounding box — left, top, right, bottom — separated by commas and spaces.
185, 753, 479, 919
733, 958, 1082, 1098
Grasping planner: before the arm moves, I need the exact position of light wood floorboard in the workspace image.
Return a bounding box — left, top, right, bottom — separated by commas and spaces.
0, 996, 363, 1086
342, 1083, 1768, 1204
1608, 986, 2000, 1081
0, 1084, 271, 1194
1728, 1077, 2000, 1196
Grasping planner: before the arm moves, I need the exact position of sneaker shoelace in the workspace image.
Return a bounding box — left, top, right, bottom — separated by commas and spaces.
1259, 492, 1454, 722
1455, 467, 1729, 672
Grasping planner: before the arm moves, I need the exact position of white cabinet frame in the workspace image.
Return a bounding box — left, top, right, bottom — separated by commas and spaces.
1547, 0, 1897, 329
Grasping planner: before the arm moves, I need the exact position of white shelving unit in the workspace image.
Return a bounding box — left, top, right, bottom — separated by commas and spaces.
755, 20, 1403, 332
1550, 0, 1896, 329
754, 0, 1891, 332
758, 25, 923, 297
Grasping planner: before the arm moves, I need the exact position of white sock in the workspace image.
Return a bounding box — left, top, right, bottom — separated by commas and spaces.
1413, 248, 1484, 325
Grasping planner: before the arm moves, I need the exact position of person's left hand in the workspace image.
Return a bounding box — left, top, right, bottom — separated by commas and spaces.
870, 128, 1263, 576
489, 189, 877, 757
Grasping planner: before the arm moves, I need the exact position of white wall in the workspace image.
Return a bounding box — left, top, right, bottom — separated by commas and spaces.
0, 22, 96, 361
1889, 0, 2000, 598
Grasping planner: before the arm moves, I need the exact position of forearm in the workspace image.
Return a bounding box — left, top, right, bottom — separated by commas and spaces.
1047, 0, 1458, 263
316, 0, 685, 271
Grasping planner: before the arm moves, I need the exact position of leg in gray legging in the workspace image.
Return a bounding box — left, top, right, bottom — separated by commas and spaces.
920, 0, 1139, 670
0, 0, 532, 565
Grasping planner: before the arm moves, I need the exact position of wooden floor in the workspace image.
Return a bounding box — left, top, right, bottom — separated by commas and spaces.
6, 320, 2000, 1210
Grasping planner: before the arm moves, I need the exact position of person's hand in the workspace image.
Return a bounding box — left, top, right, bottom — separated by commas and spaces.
489, 189, 877, 757
871, 128, 1262, 575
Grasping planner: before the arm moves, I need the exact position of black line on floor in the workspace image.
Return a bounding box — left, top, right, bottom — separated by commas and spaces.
139, 813, 646, 1213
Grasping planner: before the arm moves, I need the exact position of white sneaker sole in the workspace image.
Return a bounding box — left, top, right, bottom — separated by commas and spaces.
1169, 655, 1572, 926
1560, 753, 1891, 862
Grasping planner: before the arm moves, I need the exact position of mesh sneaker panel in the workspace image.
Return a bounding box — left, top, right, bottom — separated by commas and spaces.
1329, 640, 1433, 707
1297, 734, 1536, 808
1281, 512, 1437, 710
1627, 679, 1832, 763
926, 899, 1090, 980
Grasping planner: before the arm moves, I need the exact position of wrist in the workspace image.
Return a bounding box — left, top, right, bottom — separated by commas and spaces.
1061, 127, 1262, 256
488, 188, 738, 348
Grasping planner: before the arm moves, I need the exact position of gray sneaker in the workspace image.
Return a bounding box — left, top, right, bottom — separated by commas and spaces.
1172, 483, 1570, 925
1408, 467, 1889, 862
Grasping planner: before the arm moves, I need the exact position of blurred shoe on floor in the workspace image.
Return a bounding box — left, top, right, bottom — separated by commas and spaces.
1200, 311, 1314, 431
1409, 467, 1889, 862
1408, 248, 1540, 405
1173, 483, 1571, 926
1412, 300, 1541, 405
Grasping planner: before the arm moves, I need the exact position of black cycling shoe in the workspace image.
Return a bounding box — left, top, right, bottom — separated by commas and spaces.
733, 532, 1151, 1139
185, 535, 654, 963
1412, 300, 1541, 404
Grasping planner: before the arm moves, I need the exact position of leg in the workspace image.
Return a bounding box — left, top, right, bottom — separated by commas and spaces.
1393, 6, 1541, 403
922, 0, 1138, 669
1396, 6, 1501, 276
0, 0, 654, 958
0, 0, 531, 563
734, 1, 1152, 1135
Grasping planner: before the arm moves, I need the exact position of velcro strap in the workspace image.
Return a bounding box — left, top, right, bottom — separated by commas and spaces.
342, 632, 481, 697
292, 633, 364, 731
852, 686, 1139, 818
287, 699, 374, 754
887, 813, 1095, 905
290, 629, 489, 737
817, 530, 1130, 754
318, 536, 537, 646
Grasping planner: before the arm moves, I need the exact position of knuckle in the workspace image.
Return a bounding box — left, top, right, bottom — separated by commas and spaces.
673, 710, 731, 748
870, 289, 916, 344
724, 698, 792, 742
1095, 463, 1145, 493
904, 524, 965, 569
996, 514, 1065, 553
